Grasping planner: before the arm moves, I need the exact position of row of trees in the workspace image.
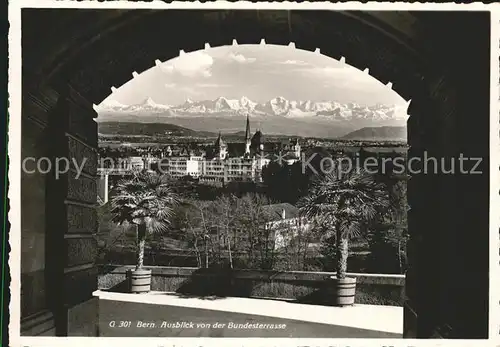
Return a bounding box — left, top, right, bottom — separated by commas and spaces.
101, 155, 409, 275
260, 149, 409, 274
99, 190, 316, 271
173, 194, 277, 269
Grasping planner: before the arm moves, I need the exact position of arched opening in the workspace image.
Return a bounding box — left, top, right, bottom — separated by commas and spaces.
19, 8, 490, 339
94, 42, 411, 312
95, 44, 409, 136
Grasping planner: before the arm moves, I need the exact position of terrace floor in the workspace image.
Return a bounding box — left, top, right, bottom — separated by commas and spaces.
93, 290, 403, 338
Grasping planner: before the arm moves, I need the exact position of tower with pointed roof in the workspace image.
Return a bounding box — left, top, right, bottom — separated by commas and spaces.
293, 138, 301, 158
214, 132, 228, 160
244, 114, 251, 156
163, 145, 173, 158
251, 128, 265, 155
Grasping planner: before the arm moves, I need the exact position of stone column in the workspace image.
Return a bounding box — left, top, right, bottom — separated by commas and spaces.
20, 86, 59, 336
405, 70, 489, 338
45, 84, 99, 336
97, 174, 109, 204
404, 95, 444, 338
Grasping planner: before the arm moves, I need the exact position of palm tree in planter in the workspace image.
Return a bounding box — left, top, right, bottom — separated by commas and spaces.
110, 171, 179, 293
298, 167, 389, 306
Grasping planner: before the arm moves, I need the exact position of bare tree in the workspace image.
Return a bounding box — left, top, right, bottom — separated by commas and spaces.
174, 200, 214, 268
175, 208, 203, 267
233, 194, 278, 269
212, 195, 239, 268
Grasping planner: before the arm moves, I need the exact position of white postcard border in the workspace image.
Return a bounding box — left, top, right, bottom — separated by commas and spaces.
7, 1, 500, 347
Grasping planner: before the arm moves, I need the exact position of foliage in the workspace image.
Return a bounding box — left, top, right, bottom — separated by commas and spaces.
95, 203, 137, 262
110, 171, 179, 269
98, 152, 410, 276
366, 179, 409, 274
262, 161, 309, 204
171, 193, 280, 269
111, 171, 179, 229
298, 165, 389, 278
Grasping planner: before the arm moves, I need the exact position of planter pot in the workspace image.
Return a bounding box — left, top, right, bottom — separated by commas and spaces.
127, 268, 152, 294
328, 276, 356, 306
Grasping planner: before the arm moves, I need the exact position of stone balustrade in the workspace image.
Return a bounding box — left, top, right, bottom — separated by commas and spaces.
98, 265, 405, 306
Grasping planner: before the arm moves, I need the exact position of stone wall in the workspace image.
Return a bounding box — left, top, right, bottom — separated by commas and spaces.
20, 84, 100, 336
20, 91, 55, 335
98, 265, 405, 306
403, 13, 491, 339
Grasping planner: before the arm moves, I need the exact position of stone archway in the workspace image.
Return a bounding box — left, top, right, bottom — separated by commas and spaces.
20, 9, 490, 338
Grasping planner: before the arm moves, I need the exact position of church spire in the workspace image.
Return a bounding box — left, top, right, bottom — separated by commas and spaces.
215, 131, 223, 146
245, 114, 251, 142
244, 114, 251, 156
214, 131, 227, 160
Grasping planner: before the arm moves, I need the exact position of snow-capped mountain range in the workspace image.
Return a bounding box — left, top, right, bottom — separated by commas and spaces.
96, 97, 172, 113
95, 96, 409, 122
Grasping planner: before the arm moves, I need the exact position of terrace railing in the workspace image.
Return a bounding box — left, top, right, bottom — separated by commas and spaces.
98, 265, 405, 306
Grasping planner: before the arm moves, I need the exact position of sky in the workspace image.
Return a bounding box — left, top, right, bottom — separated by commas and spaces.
103, 44, 407, 107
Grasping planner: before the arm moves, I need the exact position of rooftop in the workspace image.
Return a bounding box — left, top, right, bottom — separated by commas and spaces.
262, 203, 300, 220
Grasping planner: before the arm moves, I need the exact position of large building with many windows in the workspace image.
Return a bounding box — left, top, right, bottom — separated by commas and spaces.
161, 154, 204, 179
160, 115, 283, 185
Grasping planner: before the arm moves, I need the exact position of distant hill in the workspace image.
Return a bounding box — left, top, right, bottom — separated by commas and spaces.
96, 96, 409, 123
341, 126, 407, 141
95, 96, 409, 139
98, 122, 217, 137
98, 122, 407, 142
98, 121, 298, 140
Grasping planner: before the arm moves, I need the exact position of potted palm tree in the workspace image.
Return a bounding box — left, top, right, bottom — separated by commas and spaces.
299, 166, 388, 306
110, 171, 179, 293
